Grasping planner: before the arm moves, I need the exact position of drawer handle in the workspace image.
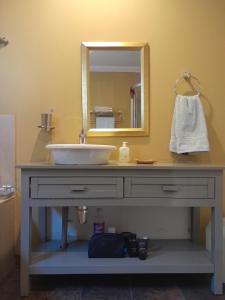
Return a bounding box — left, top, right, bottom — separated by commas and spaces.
162, 185, 179, 192
70, 186, 87, 192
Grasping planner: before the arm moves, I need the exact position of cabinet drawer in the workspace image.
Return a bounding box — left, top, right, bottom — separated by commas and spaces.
125, 177, 214, 199
30, 177, 123, 199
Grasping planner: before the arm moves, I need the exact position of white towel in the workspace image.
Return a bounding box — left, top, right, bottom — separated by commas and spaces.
169, 95, 209, 154
96, 116, 115, 128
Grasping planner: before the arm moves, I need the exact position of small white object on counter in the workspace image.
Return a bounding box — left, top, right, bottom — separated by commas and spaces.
118, 142, 130, 163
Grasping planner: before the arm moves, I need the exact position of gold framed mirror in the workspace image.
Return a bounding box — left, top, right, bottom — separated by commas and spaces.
81, 42, 149, 137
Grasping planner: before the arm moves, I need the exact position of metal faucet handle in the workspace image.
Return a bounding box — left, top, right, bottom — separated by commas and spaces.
79, 128, 85, 135
79, 129, 86, 144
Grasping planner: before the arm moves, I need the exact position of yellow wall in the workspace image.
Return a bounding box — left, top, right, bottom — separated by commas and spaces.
1, 0, 225, 241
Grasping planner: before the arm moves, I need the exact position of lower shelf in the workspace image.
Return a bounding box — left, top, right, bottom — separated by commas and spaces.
30, 240, 213, 275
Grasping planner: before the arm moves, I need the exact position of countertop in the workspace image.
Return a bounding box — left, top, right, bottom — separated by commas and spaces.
17, 161, 225, 170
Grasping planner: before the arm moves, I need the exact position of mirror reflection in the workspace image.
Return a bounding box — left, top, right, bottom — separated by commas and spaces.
90, 50, 141, 129
81, 42, 149, 137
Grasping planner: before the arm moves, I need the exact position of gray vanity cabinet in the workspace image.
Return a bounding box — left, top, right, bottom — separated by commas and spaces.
18, 163, 224, 296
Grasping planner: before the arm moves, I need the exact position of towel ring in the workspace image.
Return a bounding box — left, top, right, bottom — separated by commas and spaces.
174, 71, 201, 96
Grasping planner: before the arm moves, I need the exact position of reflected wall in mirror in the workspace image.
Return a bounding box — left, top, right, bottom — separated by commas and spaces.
81, 42, 149, 137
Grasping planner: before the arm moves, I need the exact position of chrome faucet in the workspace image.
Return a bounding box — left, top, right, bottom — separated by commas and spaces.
79, 128, 86, 144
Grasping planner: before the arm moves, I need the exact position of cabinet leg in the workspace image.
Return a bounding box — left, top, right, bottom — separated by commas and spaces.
211, 274, 223, 295
20, 268, 30, 297
210, 205, 223, 295
20, 205, 32, 296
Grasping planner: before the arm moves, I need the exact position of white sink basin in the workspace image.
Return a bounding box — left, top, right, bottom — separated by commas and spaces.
46, 144, 116, 165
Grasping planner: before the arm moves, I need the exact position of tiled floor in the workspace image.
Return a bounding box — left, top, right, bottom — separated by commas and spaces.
0, 264, 224, 299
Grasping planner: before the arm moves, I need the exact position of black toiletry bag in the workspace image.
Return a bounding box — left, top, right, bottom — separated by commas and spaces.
88, 233, 125, 258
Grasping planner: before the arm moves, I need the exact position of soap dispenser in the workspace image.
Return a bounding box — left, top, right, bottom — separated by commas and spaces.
119, 142, 130, 163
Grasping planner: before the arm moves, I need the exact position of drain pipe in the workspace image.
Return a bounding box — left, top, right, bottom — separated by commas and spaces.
61, 206, 88, 249
76, 206, 88, 224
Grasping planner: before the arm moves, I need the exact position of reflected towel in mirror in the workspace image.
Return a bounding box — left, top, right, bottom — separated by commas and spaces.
96, 116, 115, 128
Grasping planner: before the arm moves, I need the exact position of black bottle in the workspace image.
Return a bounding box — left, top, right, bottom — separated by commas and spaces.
137, 237, 149, 260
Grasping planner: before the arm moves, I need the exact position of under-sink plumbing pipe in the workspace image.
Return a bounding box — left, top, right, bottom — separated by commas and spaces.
76, 206, 88, 224
61, 206, 88, 249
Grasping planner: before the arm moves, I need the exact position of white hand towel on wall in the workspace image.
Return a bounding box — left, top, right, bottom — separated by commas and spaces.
169, 95, 209, 154
96, 116, 115, 128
